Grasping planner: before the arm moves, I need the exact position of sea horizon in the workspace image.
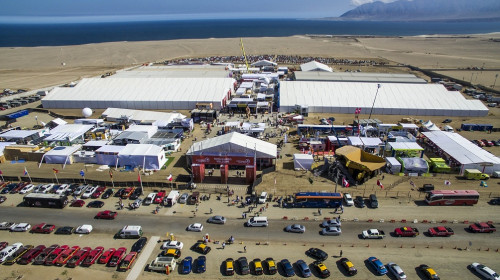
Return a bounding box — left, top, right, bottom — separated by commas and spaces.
1, 18, 500, 48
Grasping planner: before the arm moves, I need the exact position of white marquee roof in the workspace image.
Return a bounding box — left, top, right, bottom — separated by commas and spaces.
251, 60, 277, 67
294, 71, 427, 84
45, 124, 94, 141
389, 142, 423, 150
423, 131, 500, 165
300, 61, 333, 72
102, 108, 185, 124
280, 81, 488, 116
187, 132, 277, 158
119, 144, 164, 156
43, 77, 235, 110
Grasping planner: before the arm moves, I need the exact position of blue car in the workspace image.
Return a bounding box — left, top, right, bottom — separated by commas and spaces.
296, 260, 312, 278
281, 259, 295, 277
182, 256, 192, 274
368, 256, 388, 275
195, 256, 206, 273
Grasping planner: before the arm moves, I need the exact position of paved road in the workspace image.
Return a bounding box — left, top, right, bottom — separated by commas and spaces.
1, 207, 498, 249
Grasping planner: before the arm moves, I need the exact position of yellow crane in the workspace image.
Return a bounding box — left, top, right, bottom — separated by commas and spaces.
240, 38, 250, 72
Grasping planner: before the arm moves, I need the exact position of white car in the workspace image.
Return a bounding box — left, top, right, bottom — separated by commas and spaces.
321, 218, 341, 227
55, 184, 70, 195
344, 193, 354, 206
179, 193, 189, 204
187, 223, 204, 232
321, 226, 342, 236
39, 184, 54, 194
0, 242, 23, 263
75, 224, 93, 234
81, 186, 97, 199
32, 184, 44, 193
161, 240, 184, 250
10, 223, 31, 232
471, 263, 499, 280
19, 184, 35, 194
73, 185, 88, 196
387, 262, 407, 280
0, 222, 17, 230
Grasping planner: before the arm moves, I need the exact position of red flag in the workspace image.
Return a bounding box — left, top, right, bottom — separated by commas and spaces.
342, 177, 350, 188
137, 171, 142, 182
109, 170, 113, 179
52, 168, 59, 174
377, 179, 384, 189
167, 174, 173, 181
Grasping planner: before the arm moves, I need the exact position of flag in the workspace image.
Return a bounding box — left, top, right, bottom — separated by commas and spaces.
23, 167, 28, 176
444, 180, 451, 186
53, 168, 59, 174
377, 179, 384, 189
167, 174, 173, 181
342, 177, 350, 188
109, 170, 113, 179
137, 171, 142, 182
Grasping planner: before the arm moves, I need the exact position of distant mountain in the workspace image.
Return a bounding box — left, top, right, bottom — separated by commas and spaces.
340, 0, 500, 21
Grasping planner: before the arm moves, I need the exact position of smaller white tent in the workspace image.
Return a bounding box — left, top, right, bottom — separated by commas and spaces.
43, 145, 81, 164
251, 60, 277, 67
385, 157, 401, 174
300, 61, 333, 72
95, 145, 125, 166
293, 154, 314, 170
117, 144, 167, 170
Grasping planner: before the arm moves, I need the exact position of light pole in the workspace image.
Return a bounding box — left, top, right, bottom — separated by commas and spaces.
493, 74, 499, 89
368, 84, 381, 120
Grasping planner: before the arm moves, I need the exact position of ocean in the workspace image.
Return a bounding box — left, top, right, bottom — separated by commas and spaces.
1, 19, 500, 47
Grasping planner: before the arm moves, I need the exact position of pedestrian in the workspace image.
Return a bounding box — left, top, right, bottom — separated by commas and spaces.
210, 208, 213, 214
244, 246, 247, 253
382, 175, 385, 180
222, 242, 226, 249
340, 250, 343, 257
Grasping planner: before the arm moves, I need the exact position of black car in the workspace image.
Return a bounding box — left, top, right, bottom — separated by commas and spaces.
0, 196, 6, 204
87, 200, 105, 208
55, 226, 74, 235
355, 196, 365, 208
489, 198, 500, 205
306, 248, 328, 261
369, 194, 378, 208
129, 188, 142, 200
1, 183, 18, 194
114, 188, 125, 197
280, 259, 295, 277
442, 119, 452, 123
131, 237, 148, 253
237, 257, 250, 275
101, 189, 114, 199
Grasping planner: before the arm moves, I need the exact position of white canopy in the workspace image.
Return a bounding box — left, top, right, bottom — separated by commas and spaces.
125, 125, 158, 138
117, 144, 167, 170
389, 142, 423, 150
45, 124, 94, 142
95, 145, 126, 166
293, 154, 314, 170
43, 145, 81, 164
300, 61, 333, 72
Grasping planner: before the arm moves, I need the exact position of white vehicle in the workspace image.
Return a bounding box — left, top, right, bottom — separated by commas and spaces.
258, 192, 268, 204
119, 225, 143, 239
179, 193, 189, 204
73, 185, 88, 196
161, 240, 184, 250
144, 193, 156, 205
0, 222, 17, 230
344, 193, 354, 206
164, 191, 180, 207
32, 184, 44, 193
55, 184, 70, 195
149, 256, 176, 272
11, 223, 31, 232
471, 263, 499, 280
321, 217, 341, 227
131, 198, 143, 209
75, 224, 93, 234
321, 226, 342, 236
187, 223, 204, 232
387, 262, 407, 280
246, 217, 268, 227
39, 184, 54, 194
362, 229, 386, 239
81, 185, 97, 198
0, 243, 23, 263
19, 184, 35, 194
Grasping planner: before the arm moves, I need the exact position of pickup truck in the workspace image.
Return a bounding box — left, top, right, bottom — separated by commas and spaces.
394, 226, 419, 237
95, 210, 118, 220
31, 223, 56, 234
428, 226, 454, 237
469, 222, 496, 233
362, 229, 386, 239
148, 256, 177, 272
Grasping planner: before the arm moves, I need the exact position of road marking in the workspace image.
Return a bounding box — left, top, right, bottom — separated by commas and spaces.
126, 235, 160, 280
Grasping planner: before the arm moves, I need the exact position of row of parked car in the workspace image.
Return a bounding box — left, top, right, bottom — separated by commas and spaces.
0, 222, 93, 234
472, 139, 500, 147
0, 238, 148, 272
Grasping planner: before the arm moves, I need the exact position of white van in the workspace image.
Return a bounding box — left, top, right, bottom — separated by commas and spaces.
164, 191, 180, 207
119, 225, 143, 239
144, 193, 156, 205
246, 217, 268, 227
258, 192, 268, 204
0, 242, 23, 263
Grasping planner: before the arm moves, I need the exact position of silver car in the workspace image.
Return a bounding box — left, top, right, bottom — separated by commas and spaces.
179, 193, 189, 204
207, 215, 226, 224
321, 226, 341, 236
387, 262, 407, 280
285, 224, 306, 233
321, 218, 341, 227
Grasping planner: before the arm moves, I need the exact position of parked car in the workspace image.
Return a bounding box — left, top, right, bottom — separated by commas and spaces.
55, 245, 80, 266
340, 258, 358, 275
55, 226, 74, 235
101, 189, 114, 199
0, 242, 7, 251
30, 223, 56, 234
114, 188, 125, 198
296, 260, 312, 277
428, 226, 454, 237
73, 185, 88, 196
489, 198, 500, 205
0, 222, 17, 231
355, 196, 365, 208
387, 262, 407, 279
81, 246, 104, 267
207, 215, 226, 224
39, 184, 55, 194
321, 217, 341, 227
265, 257, 278, 275
313, 260, 330, 278
1, 183, 18, 194
98, 248, 116, 264
192, 242, 211, 255
470, 262, 499, 280
253, 258, 264, 275
181, 256, 193, 274
285, 224, 306, 233
195, 256, 206, 273
0, 196, 6, 204
118, 251, 137, 271
225, 258, 235, 275
33, 244, 58, 265
368, 256, 388, 275
70, 200, 85, 207
238, 257, 250, 275
91, 186, 106, 199
81, 185, 98, 199
179, 193, 189, 204
187, 223, 203, 232
306, 248, 328, 261
419, 264, 440, 280
66, 246, 91, 268
75, 225, 93, 234
281, 259, 295, 277
161, 240, 184, 250
11, 223, 31, 232
87, 200, 104, 208
344, 193, 354, 206
18, 245, 46, 265
0, 243, 23, 263
129, 188, 142, 200
55, 184, 70, 195
3, 244, 32, 265
131, 237, 148, 253
108, 247, 127, 267
121, 187, 135, 199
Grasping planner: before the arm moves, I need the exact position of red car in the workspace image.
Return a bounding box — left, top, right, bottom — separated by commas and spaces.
108, 247, 127, 267
394, 226, 419, 237
98, 248, 116, 264
95, 210, 118, 220
469, 222, 496, 233
81, 246, 104, 267
118, 252, 137, 271
18, 245, 46, 265
66, 247, 91, 268
33, 244, 58, 265
154, 191, 166, 204
428, 226, 454, 237
31, 223, 56, 234
91, 186, 107, 199
55, 246, 80, 266
0, 182, 8, 191
70, 200, 85, 207
0, 242, 7, 251
121, 187, 135, 199
10, 182, 28, 194
45, 245, 69, 266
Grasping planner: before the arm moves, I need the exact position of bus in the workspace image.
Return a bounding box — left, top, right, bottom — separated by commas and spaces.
23, 193, 68, 209
283, 192, 343, 208
425, 190, 479, 206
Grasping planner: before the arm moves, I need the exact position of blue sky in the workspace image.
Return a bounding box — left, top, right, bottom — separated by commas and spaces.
0, 0, 398, 23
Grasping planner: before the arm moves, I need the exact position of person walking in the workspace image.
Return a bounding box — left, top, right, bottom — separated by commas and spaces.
222, 242, 226, 249
340, 250, 343, 257
244, 246, 247, 253
210, 208, 213, 214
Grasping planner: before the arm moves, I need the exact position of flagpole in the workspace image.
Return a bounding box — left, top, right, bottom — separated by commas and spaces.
139, 169, 143, 194
54, 172, 59, 184
24, 167, 32, 183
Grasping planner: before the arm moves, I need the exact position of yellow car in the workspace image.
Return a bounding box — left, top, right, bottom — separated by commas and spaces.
160, 248, 181, 259
340, 258, 358, 276
225, 258, 234, 275
253, 258, 263, 275
419, 264, 440, 280
265, 257, 278, 275
313, 261, 331, 278
193, 242, 211, 255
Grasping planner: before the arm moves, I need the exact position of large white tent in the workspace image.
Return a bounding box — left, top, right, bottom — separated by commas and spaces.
280, 81, 488, 116
294, 72, 427, 84
422, 131, 500, 174
300, 61, 333, 72
293, 154, 314, 170
95, 145, 125, 166
42, 145, 81, 165
117, 144, 167, 170
42, 77, 235, 110
102, 108, 186, 124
